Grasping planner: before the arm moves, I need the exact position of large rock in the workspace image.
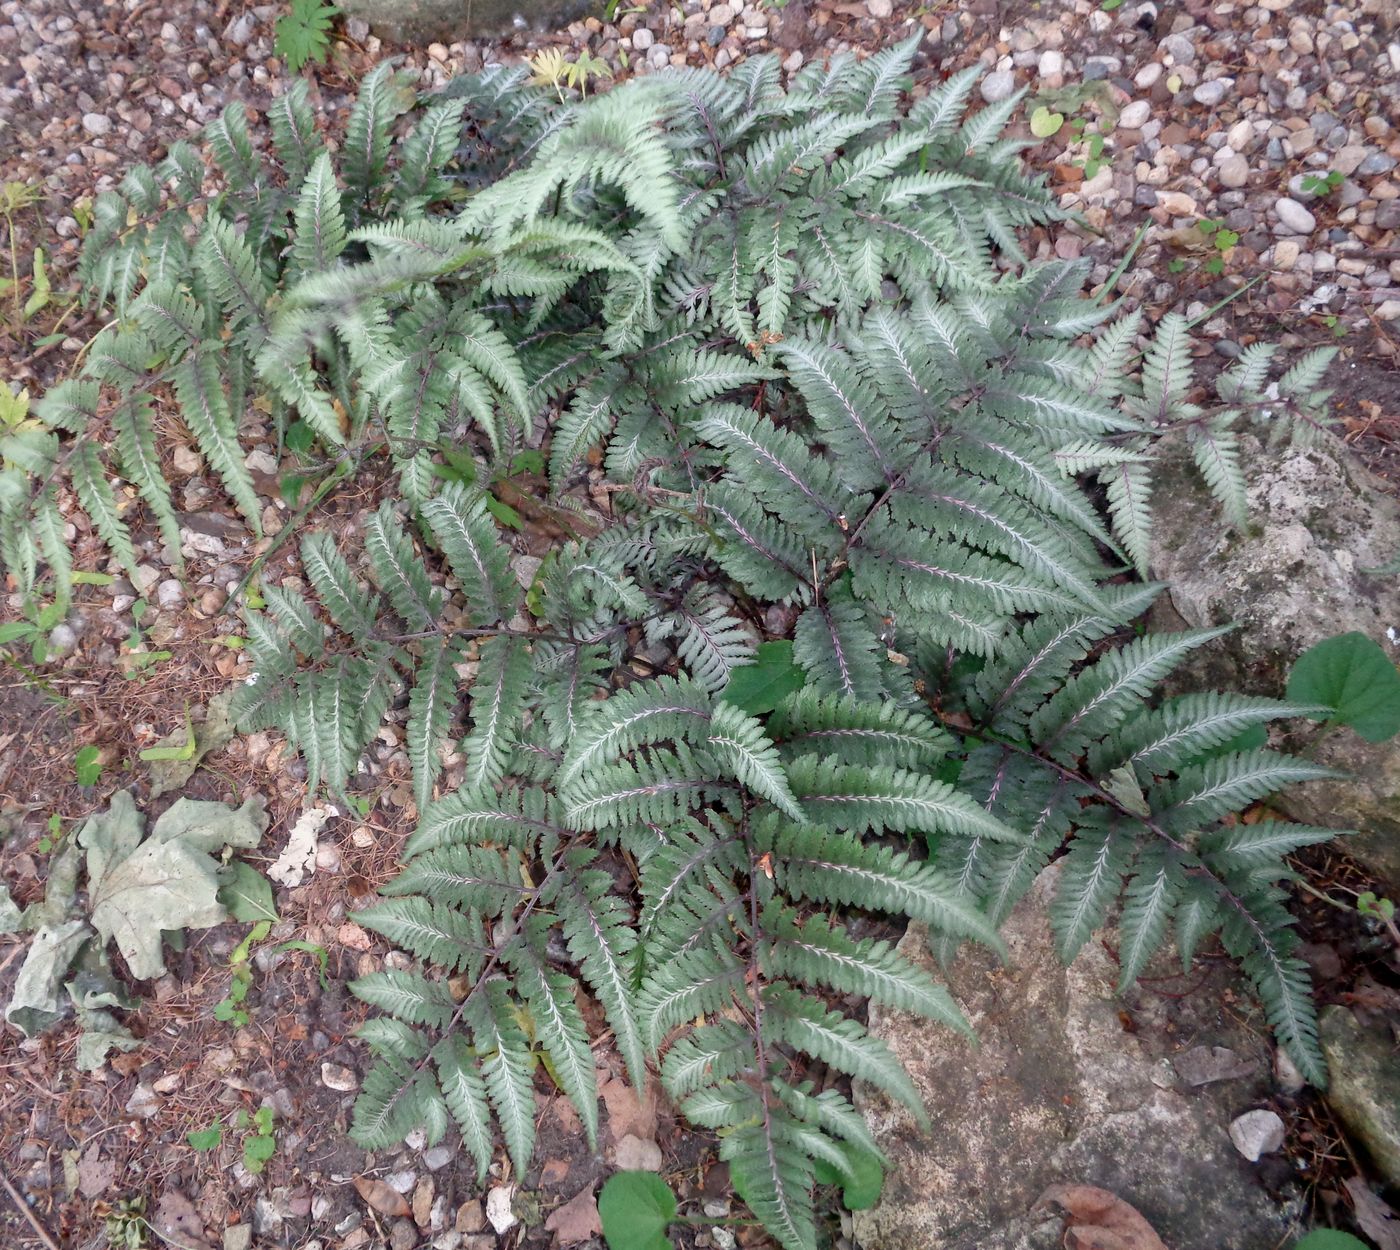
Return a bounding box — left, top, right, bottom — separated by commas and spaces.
855, 868, 1297, 1250
1320, 1005, 1400, 1185
338, 0, 597, 43
1149, 437, 1400, 889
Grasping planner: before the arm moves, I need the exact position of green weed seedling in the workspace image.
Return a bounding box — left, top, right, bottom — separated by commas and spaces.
1299, 169, 1343, 198
275, 0, 339, 73
239, 1105, 277, 1173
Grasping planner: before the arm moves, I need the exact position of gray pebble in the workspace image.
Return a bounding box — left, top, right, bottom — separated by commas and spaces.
81, 112, 111, 136
156, 578, 185, 609
1134, 185, 1159, 207
1287, 172, 1323, 202
980, 70, 1016, 103
1160, 33, 1195, 64
1376, 201, 1400, 230
1359, 152, 1398, 176
1192, 78, 1232, 107
47, 622, 78, 656
707, 24, 725, 44
1266, 137, 1285, 163
1213, 340, 1242, 358
1274, 197, 1317, 234
631, 27, 653, 49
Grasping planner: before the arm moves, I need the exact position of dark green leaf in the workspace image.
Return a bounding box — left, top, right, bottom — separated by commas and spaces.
217, 860, 280, 923
187, 1125, 223, 1151
1291, 1233, 1369, 1250
1287, 632, 1400, 742
75, 745, 103, 786
599, 1172, 677, 1250
721, 641, 806, 715
812, 1141, 884, 1210
285, 421, 315, 454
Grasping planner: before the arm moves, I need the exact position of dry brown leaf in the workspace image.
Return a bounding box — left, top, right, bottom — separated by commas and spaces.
601, 1076, 657, 1141
1035, 1184, 1168, 1250
153, 1189, 215, 1250
77, 1143, 115, 1198
353, 1175, 411, 1218
1345, 1176, 1400, 1250
545, 1186, 603, 1247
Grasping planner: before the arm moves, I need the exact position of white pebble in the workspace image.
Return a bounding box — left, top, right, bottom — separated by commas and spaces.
1274, 197, 1317, 234
1118, 100, 1151, 130
1229, 1110, 1285, 1162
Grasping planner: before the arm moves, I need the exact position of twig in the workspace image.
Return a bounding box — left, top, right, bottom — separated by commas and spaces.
0, 1164, 62, 1250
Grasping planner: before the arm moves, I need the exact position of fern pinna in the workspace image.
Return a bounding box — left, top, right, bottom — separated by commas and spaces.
29, 37, 1353, 1250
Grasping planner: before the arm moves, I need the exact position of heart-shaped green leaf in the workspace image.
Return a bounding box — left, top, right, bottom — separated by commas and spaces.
1030, 106, 1065, 139
599, 1172, 677, 1250
1287, 632, 1400, 742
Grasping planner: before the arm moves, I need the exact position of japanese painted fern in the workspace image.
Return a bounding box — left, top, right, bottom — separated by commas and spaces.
27, 40, 1352, 1250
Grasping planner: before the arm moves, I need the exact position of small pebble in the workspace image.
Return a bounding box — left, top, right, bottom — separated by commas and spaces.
1118, 100, 1151, 130
1192, 78, 1232, 107
1274, 198, 1317, 234
980, 70, 1016, 103
81, 112, 111, 136
1229, 1109, 1285, 1162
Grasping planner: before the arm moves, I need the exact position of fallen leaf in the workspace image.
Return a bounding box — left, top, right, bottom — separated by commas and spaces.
486, 1185, 519, 1234
153, 1188, 214, 1250
1035, 1184, 1168, 1250
353, 1176, 411, 1218
1345, 1176, 1400, 1250
546, 1186, 603, 1246
267, 805, 336, 888
147, 692, 237, 798
1172, 1044, 1257, 1087
602, 1075, 657, 1140
77, 1144, 115, 1198
4, 919, 91, 1035
80, 792, 268, 979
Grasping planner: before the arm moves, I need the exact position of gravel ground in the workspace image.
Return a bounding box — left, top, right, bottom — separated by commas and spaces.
2, 0, 1400, 385
2, 1, 1400, 1248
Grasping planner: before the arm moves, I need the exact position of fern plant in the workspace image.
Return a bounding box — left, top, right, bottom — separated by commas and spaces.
21, 40, 1353, 1250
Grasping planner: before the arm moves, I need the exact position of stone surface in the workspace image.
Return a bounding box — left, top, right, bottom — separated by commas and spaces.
337, 0, 598, 42
1149, 439, 1400, 889
1320, 1006, 1400, 1185
854, 869, 1294, 1250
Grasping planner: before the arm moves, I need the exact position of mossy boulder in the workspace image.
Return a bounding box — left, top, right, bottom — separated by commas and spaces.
1149, 436, 1400, 890
1320, 1006, 1400, 1185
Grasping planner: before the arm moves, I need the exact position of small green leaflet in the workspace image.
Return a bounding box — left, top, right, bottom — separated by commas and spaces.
1291, 1233, 1368, 1250
721, 640, 806, 715
285, 420, 316, 454
217, 860, 280, 923
812, 1141, 884, 1211
274, 0, 339, 73
74, 745, 103, 786
1029, 107, 1064, 139
1286, 632, 1400, 743
599, 1172, 677, 1250
187, 1125, 223, 1151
